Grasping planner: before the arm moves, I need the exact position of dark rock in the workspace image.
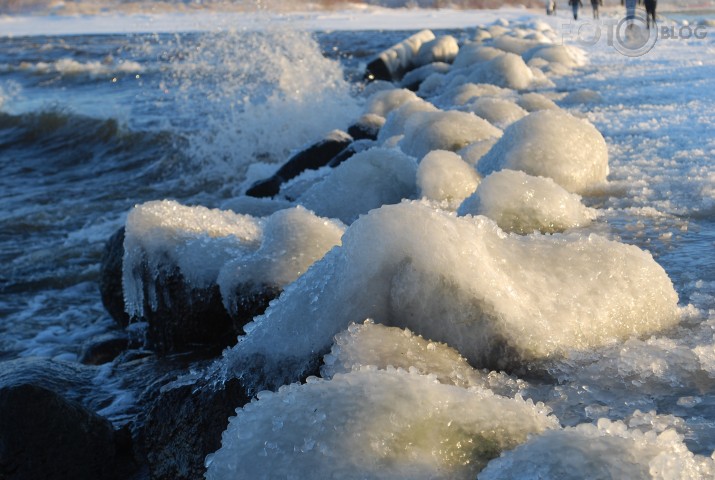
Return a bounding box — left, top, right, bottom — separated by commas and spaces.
363, 29, 436, 82
143, 377, 250, 480
245, 130, 352, 198
79, 334, 130, 365
100, 227, 130, 328
0, 383, 136, 480
364, 56, 393, 82
138, 266, 236, 355
230, 282, 283, 334
347, 119, 381, 141
327, 139, 377, 168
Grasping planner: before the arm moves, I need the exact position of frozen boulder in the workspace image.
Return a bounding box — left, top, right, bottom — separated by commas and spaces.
217, 206, 345, 321
377, 98, 438, 144
479, 419, 715, 480
516, 92, 559, 112
398, 110, 502, 160
414, 35, 459, 66
523, 44, 588, 69
458, 170, 598, 234
205, 368, 558, 480
123, 200, 262, 353
400, 62, 451, 91
493, 35, 545, 55
245, 130, 353, 198
364, 29, 436, 82
297, 147, 418, 224
364, 88, 422, 117
452, 44, 504, 69
348, 113, 385, 141
417, 150, 480, 208
463, 97, 528, 129
322, 321, 526, 398
221, 201, 680, 387
477, 109, 609, 194
434, 82, 513, 108
466, 53, 535, 90
458, 138, 500, 166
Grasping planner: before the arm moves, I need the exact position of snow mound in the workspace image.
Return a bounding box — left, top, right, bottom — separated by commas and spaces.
321, 320, 527, 398
123, 199, 262, 317
451, 44, 504, 69
463, 97, 528, 129
399, 110, 502, 160
517, 92, 559, 112
434, 82, 513, 108
297, 147, 418, 224
415, 35, 459, 66
205, 368, 558, 480
477, 109, 609, 194
479, 419, 715, 480
466, 53, 535, 90
222, 201, 680, 385
458, 170, 598, 234
417, 150, 480, 208
523, 44, 588, 69
217, 206, 345, 313
364, 88, 421, 117
377, 98, 438, 144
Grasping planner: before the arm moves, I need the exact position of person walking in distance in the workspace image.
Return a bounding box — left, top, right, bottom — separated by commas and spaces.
591, 0, 603, 19
569, 0, 583, 20
625, 0, 637, 26
644, 0, 657, 28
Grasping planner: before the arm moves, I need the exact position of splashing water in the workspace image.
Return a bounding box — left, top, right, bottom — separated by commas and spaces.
165, 27, 361, 187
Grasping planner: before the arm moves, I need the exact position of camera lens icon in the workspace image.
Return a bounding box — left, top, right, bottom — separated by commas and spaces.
614, 14, 658, 57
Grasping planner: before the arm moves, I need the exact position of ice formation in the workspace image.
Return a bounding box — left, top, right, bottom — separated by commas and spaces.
205, 368, 558, 480
522, 44, 588, 70
478, 419, 715, 480
417, 150, 480, 208
462, 97, 528, 129
321, 321, 527, 398
376, 98, 438, 144
223, 201, 680, 385
451, 44, 504, 69
458, 169, 598, 234
464, 53, 536, 90
122, 200, 262, 317
414, 35, 459, 66
516, 92, 558, 112
216, 206, 345, 314
296, 147, 418, 224
477, 109, 609, 194
364, 88, 422, 117
398, 110, 502, 160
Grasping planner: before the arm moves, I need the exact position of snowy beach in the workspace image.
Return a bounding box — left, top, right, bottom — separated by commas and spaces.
1, 2, 715, 479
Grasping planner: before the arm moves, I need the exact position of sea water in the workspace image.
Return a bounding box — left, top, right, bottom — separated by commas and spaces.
1, 6, 715, 476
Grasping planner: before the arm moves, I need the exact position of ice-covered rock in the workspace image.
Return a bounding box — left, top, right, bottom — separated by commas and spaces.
465, 53, 535, 90
462, 97, 528, 129
322, 321, 526, 398
364, 88, 422, 117
414, 35, 459, 66
458, 170, 598, 234
451, 44, 504, 69
523, 44, 588, 69
205, 368, 558, 480
458, 138, 500, 166
517, 92, 559, 111
398, 110, 502, 160
364, 29, 436, 82
217, 206, 345, 317
477, 109, 609, 194
417, 150, 480, 208
399, 62, 451, 91
377, 98, 438, 144
479, 419, 715, 480
493, 35, 545, 55
348, 113, 385, 141
221, 201, 680, 386
297, 147, 418, 224
434, 82, 513, 108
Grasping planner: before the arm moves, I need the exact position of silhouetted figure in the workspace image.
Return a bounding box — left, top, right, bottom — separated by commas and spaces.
625, 0, 637, 25
569, 0, 583, 20
644, 0, 657, 28
546, 0, 557, 16
591, 0, 603, 19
